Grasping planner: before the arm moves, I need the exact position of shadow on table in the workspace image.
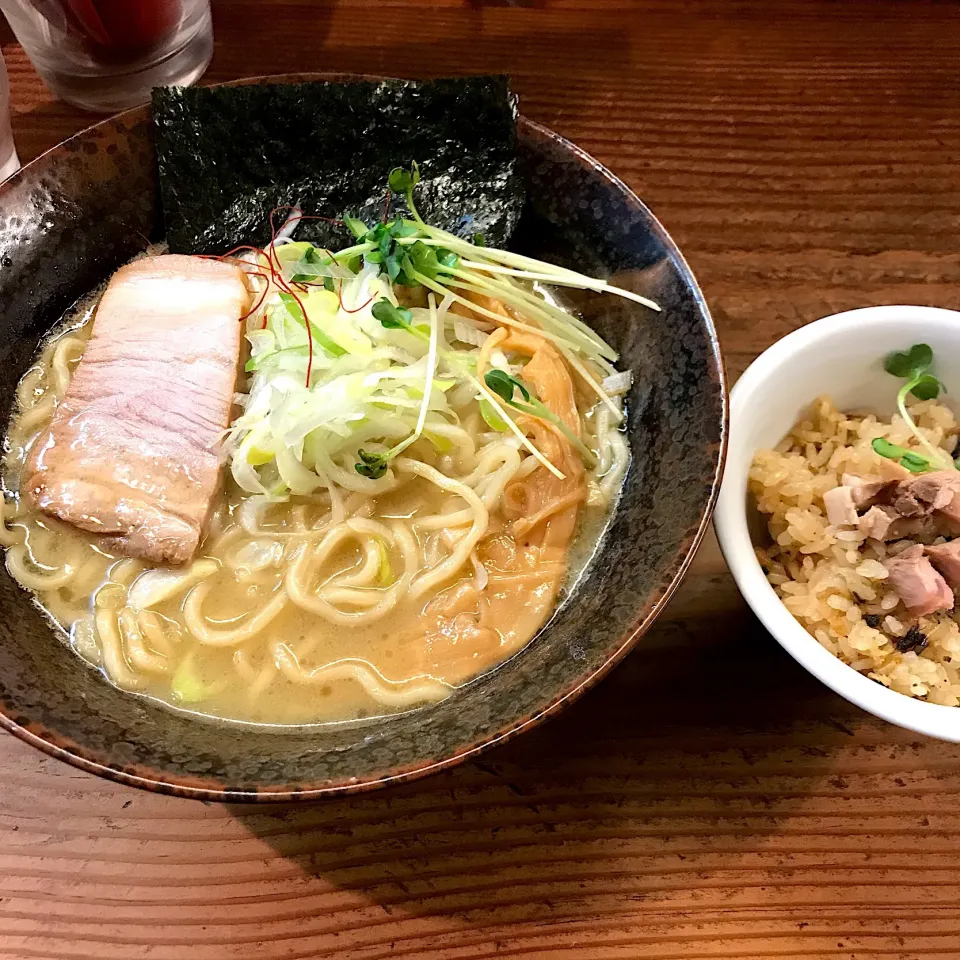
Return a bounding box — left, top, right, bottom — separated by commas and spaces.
226, 599, 863, 930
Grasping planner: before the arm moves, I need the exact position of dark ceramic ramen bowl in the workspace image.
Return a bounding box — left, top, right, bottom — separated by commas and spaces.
0, 77, 725, 801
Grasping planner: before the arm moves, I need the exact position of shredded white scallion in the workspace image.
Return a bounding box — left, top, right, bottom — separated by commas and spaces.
453, 317, 490, 348
224, 184, 655, 500
602, 370, 633, 395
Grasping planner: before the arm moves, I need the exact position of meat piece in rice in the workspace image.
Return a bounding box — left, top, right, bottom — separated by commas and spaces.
926, 540, 960, 589
859, 505, 898, 540
823, 485, 857, 526
893, 471, 960, 518
841, 472, 894, 509
938, 490, 960, 523
883, 544, 954, 617
859, 505, 934, 542
749, 395, 960, 706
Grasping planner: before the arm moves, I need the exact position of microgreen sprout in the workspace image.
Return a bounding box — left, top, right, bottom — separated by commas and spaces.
343, 215, 369, 240
288, 245, 336, 292
370, 298, 422, 336
230, 163, 657, 498
387, 163, 419, 194
355, 447, 389, 480
484, 369, 532, 404
367, 299, 565, 478
870, 438, 932, 474
340, 208, 459, 287
355, 294, 442, 478
483, 369, 597, 466
361, 218, 418, 283
336, 161, 658, 422
388, 161, 424, 226
877, 343, 955, 472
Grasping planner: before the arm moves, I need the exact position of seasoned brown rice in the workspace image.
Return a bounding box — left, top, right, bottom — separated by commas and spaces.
751, 395, 960, 705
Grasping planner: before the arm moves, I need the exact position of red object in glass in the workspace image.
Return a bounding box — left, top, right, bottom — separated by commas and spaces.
61, 0, 183, 58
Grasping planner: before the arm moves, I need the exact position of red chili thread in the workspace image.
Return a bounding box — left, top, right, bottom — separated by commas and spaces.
218, 245, 267, 262
197, 253, 271, 323
240, 277, 271, 322
336, 279, 374, 314
268, 208, 314, 385
291, 212, 345, 227
283, 286, 314, 386
200, 209, 355, 388
269, 206, 346, 230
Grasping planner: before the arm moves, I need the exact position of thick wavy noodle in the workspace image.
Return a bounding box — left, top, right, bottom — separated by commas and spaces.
2, 286, 628, 726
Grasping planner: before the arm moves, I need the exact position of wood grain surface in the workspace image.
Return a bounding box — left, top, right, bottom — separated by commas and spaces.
3, 1, 960, 957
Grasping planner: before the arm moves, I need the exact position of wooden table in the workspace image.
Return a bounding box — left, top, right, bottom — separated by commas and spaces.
3, 1, 960, 957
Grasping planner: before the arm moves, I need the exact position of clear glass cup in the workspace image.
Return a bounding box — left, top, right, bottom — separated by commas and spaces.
0, 0, 213, 113
0, 51, 20, 180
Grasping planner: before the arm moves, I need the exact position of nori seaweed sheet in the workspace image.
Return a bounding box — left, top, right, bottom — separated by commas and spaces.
152, 77, 524, 254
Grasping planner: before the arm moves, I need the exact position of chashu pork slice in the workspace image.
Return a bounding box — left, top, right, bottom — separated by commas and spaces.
23, 254, 250, 565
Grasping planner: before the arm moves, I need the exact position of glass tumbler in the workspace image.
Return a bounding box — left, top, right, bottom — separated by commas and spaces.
0, 0, 213, 113
0, 51, 20, 180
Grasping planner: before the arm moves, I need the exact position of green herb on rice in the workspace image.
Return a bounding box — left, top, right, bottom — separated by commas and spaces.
875, 343, 956, 472
870, 438, 933, 474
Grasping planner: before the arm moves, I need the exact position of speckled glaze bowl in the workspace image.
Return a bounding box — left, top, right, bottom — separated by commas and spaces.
0, 77, 725, 801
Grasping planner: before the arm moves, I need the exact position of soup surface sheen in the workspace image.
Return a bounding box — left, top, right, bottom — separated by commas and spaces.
2, 284, 627, 726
